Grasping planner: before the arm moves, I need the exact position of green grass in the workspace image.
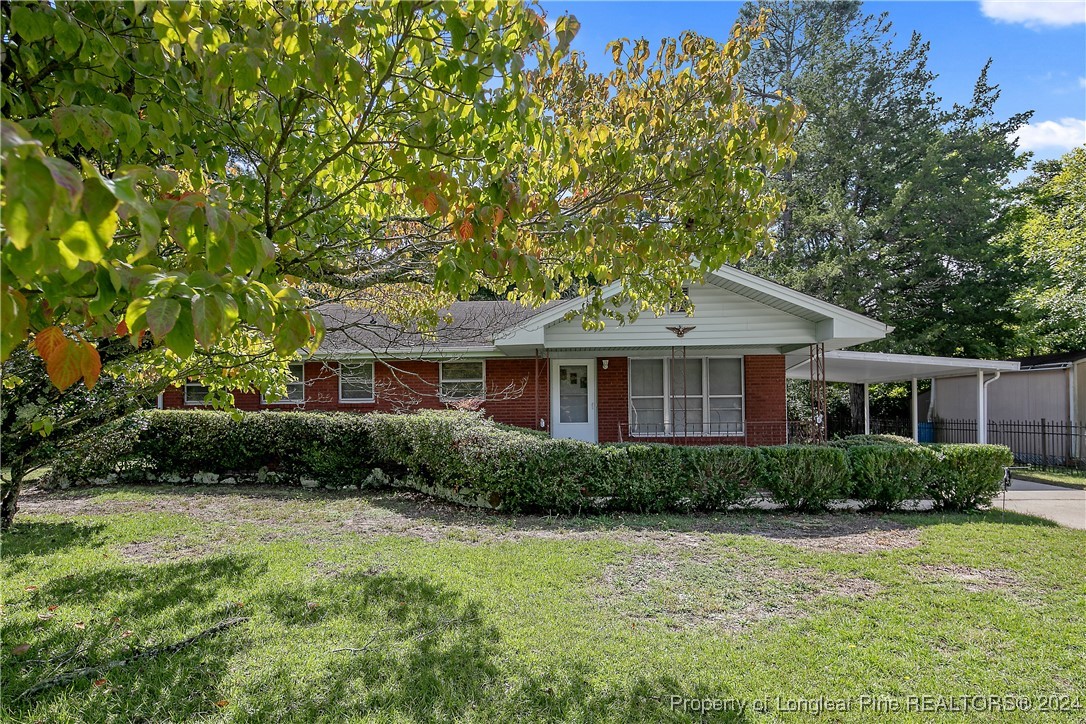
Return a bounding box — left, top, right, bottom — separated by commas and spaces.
3, 486, 1084, 722
1016, 469, 1086, 490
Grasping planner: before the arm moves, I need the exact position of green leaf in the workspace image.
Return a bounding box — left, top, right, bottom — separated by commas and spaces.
124, 297, 152, 335
146, 296, 182, 341
231, 233, 259, 275
2, 156, 55, 249
272, 311, 310, 356
58, 178, 120, 264
164, 302, 195, 359
11, 5, 53, 42
191, 292, 224, 349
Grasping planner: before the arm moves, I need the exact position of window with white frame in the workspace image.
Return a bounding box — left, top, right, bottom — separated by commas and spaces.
262, 362, 305, 404
440, 360, 485, 400
184, 380, 209, 405
339, 361, 374, 402
629, 357, 743, 435
668, 285, 691, 315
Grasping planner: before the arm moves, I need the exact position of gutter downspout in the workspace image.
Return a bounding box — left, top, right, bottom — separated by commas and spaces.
1070, 362, 1079, 459
979, 370, 1001, 444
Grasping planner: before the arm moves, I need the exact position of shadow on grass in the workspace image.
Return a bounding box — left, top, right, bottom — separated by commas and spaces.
4, 558, 750, 722
2, 555, 258, 722
1, 520, 108, 569
17, 483, 1063, 551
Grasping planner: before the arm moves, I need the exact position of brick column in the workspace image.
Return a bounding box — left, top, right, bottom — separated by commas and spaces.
744, 355, 787, 445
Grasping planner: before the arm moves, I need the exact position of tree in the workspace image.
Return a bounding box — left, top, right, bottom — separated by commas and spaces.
1007, 147, 1086, 353
735, 0, 1029, 429
1, 1, 802, 527
739, 1, 1029, 358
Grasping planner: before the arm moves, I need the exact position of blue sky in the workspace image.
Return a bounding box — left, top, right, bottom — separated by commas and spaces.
538, 1, 1086, 163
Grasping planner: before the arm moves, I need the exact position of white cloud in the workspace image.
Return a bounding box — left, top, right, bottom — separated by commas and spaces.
1010, 118, 1086, 152
979, 0, 1086, 28
1080, 77, 1086, 89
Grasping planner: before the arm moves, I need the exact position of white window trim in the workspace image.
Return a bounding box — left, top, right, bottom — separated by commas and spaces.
439, 360, 486, 401
183, 381, 209, 406
627, 357, 745, 437
338, 361, 375, 403
262, 362, 306, 405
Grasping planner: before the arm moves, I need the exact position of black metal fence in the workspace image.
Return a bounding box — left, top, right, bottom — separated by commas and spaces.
934, 418, 1085, 471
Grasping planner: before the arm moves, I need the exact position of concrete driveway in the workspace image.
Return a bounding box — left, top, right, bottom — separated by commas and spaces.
997, 480, 1086, 529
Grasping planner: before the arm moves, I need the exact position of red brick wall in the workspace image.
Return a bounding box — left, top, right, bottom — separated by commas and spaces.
162, 353, 788, 445
482, 357, 549, 432
162, 357, 548, 431
596, 356, 628, 443
743, 354, 787, 445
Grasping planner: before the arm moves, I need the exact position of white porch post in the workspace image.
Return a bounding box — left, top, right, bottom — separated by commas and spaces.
910, 377, 919, 441
976, 369, 986, 444
863, 383, 871, 435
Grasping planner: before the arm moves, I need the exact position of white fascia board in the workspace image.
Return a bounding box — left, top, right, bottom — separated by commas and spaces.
311, 346, 501, 360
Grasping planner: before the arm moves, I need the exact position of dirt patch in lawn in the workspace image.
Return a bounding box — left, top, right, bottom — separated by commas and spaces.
114, 538, 217, 564
19, 485, 922, 553
913, 564, 1022, 592
599, 546, 882, 632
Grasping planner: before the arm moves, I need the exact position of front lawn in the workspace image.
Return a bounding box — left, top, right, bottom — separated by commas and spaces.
1016, 469, 1086, 490
3, 486, 1084, 722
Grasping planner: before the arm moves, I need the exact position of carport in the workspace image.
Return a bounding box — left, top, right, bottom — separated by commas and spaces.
784, 350, 1021, 443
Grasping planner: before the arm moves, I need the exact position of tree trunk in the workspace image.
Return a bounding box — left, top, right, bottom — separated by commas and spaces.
1, 460, 25, 531
849, 383, 865, 435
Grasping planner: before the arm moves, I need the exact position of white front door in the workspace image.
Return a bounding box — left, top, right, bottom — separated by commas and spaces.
550, 359, 597, 442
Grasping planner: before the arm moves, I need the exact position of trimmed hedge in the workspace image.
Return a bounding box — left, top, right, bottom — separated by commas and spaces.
50, 410, 378, 488
846, 444, 939, 510
830, 434, 919, 448
926, 443, 1014, 511
761, 445, 850, 511
48, 409, 1013, 514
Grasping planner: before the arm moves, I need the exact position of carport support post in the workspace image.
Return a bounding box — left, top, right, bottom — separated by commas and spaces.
910, 378, 919, 441
863, 383, 870, 435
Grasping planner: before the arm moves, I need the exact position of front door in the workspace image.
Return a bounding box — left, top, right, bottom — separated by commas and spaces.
550, 359, 597, 442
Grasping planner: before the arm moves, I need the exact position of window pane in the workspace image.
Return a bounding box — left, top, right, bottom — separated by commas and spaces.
442, 361, 483, 381
709, 398, 743, 433
669, 358, 703, 396
341, 363, 374, 400
631, 398, 664, 434
441, 381, 485, 399
285, 383, 304, 401
708, 358, 742, 396
341, 380, 373, 399
630, 359, 664, 396
185, 384, 208, 403
673, 397, 703, 433
288, 362, 305, 381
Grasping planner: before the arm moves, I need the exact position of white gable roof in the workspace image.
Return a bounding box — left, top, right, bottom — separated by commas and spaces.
494, 265, 891, 353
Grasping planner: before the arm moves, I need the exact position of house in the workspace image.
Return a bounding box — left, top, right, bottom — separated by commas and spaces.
161, 265, 892, 445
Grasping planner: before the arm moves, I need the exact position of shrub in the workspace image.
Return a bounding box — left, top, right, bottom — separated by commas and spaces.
926, 444, 1013, 511
846, 444, 938, 510
364, 410, 610, 512
48, 409, 1010, 514
50, 410, 377, 487
831, 434, 919, 448
760, 445, 850, 511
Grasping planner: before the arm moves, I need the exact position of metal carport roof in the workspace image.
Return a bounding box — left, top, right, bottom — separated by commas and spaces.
785, 350, 1020, 384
